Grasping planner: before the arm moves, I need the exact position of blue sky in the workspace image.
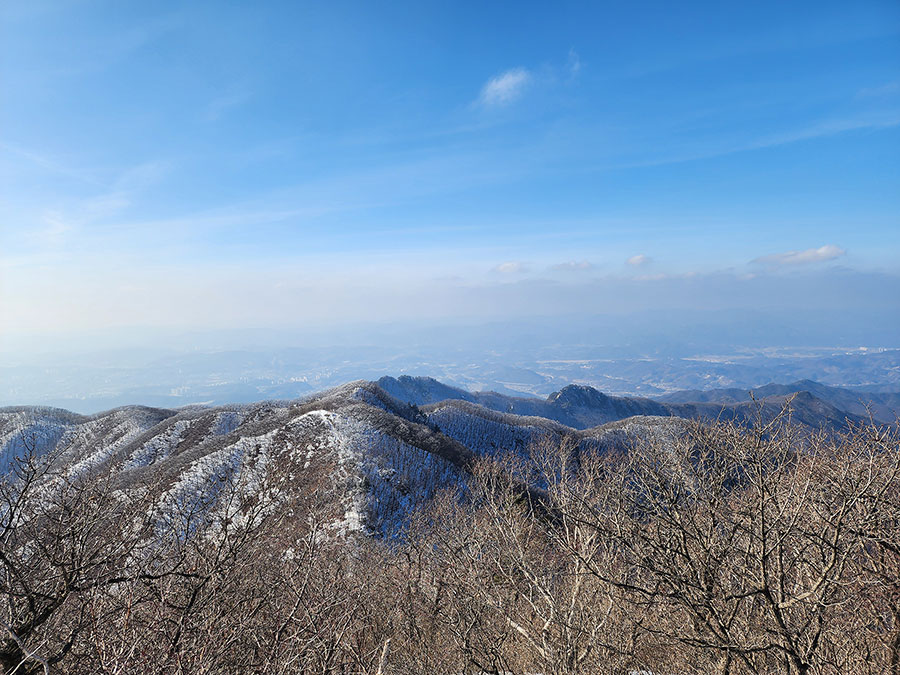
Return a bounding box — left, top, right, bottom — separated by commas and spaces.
1, 0, 898, 343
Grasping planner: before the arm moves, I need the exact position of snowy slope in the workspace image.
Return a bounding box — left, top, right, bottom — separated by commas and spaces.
1, 379, 698, 540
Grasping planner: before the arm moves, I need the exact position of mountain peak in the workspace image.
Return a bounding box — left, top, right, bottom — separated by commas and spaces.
375, 375, 474, 406
548, 384, 609, 407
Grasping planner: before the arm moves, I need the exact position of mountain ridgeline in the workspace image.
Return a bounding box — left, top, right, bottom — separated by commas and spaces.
378, 375, 893, 430
2, 375, 891, 541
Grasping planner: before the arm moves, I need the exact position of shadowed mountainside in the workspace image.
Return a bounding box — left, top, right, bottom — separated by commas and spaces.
378, 375, 877, 430
656, 378, 900, 422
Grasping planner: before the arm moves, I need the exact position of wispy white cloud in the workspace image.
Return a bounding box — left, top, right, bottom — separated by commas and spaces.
627, 254, 651, 266
751, 115, 900, 151
0, 141, 105, 186
493, 261, 529, 274
29, 211, 74, 248
752, 244, 845, 266
551, 260, 592, 271
609, 113, 900, 171
12, 160, 170, 256
857, 81, 899, 98
479, 68, 531, 106
566, 49, 581, 78
205, 86, 250, 121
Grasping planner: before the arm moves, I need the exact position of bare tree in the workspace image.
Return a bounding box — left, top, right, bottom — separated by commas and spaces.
0, 434, 190, 673
540, 412, 900, 674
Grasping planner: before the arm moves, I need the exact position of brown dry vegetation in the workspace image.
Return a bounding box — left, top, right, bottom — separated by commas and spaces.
1, 412, 898, 674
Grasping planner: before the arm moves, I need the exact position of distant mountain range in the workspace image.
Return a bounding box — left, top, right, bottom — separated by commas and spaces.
655, 378, 900, 421
379, 375, 897, 430
2, 376, 894, 540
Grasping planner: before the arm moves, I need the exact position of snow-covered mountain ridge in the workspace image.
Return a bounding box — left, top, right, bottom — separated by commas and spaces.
0, 376, 871, 539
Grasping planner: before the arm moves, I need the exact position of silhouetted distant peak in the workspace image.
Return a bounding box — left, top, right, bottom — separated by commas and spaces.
375, 375, 474, 406
548, 384, 609, 407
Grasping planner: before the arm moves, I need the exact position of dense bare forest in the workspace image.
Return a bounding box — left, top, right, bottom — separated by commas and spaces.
2, 411, 898, 674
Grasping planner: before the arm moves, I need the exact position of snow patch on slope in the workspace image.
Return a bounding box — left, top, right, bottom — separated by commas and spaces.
156, 429, 278, 536
211, 410, 244, 436
426, 404, 558, 459
124, 419, 193, 470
